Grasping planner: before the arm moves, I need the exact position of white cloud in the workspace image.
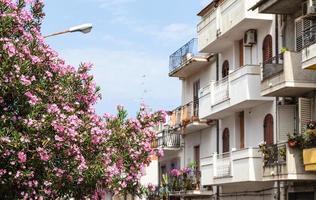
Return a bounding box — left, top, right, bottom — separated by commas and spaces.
96, 0, 195, 44
200, 0, 211, 6
97, 0, 135, 8
101, 34, 135, 48
59, 47, 181, 114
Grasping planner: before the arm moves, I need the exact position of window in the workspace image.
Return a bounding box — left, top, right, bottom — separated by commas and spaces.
222, 128, 230, 153
222, 60, 229, 78
264, 114, 274, 145
194, 145, 200, 172
193, 80, 200, 117
262, 34, 273, 64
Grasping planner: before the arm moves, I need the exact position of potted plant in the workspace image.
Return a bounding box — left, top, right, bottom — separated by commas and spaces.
169, 169, 182, 192
302, 121, 316, 171
159, 174, 169, 200
287, 133, 303, 148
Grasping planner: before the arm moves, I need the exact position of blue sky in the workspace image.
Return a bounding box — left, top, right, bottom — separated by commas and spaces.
42, 0, 210, 115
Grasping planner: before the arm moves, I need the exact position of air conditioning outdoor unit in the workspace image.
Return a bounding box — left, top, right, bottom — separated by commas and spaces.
244, 29, 257, 47
303, 0, 316, 18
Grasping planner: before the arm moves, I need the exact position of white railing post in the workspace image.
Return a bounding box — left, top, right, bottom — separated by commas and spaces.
230, 150, 234, 177
213, 152, 218, 177
210, 81, 216, 106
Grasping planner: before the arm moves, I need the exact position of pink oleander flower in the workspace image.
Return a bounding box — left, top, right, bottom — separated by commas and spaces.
37, 147, 50, 161
17, 151, 27, 163
20, 75, 32, 86
24, 91, 40, 105
169, 168, 182, 177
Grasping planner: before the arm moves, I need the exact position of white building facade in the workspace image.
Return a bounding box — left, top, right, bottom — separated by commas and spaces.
148, 0, 316, 200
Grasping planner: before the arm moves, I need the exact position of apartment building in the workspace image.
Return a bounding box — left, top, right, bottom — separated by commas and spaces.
149, 0, 316, 200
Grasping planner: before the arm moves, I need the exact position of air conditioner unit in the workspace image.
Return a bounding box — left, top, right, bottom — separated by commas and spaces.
303, 0, 316, 18
244, 29, 257, 47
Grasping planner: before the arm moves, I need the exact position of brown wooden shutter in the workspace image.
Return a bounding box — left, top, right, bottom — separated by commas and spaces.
240, 111, 245, 149
193, 80, 200, 117
222, 60, 229, 78
239, 39, 244, 67
262, 35, 272, 64
223, 128, 230, 153
264, 114, 274, 145
194, 146, 200, 171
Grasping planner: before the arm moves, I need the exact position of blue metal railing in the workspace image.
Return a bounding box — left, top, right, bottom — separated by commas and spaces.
169, 38, 198, 73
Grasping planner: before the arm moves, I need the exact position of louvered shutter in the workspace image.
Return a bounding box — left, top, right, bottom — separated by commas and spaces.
278, 105, 296, 142
296, 18, 313, 51
299, 98, 312, 134
262, 35, 272, 64
296, 19, 303, 52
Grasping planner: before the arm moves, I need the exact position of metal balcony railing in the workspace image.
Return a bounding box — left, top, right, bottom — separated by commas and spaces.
169, 101, 199, 128
303, 24, 316, 49
169, 38, 198, 73
263, 143, 287, 167
262, 54, 284, 80
157, 130, 181, 149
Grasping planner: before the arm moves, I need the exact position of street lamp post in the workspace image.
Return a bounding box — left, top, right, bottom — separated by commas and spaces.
44, 23, 93, 38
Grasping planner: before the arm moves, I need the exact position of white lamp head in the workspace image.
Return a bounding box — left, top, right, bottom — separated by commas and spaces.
68, 23, 93, 34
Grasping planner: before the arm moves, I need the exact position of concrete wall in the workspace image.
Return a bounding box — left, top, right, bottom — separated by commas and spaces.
244, 101, 275, 147
181, 58, 216, 105
184, 126, 217, 167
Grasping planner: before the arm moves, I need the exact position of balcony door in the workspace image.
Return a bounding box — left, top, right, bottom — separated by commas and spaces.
222, 60, 229, 78
262, 34, 273, 64
193, 80, 200, 118
239, 39, 244, 67
264, 114, 274, 145
194, 145, 200, 172
240, 111, 245, 149
222, 128, 230, 153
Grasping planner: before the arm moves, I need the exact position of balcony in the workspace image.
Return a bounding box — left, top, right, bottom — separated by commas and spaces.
197, 0, 272, 53
254, 0, 302, 14
170, 101, 210, 135
169, 38, 211, 78
199, 65, 272, 119
302, 24, 316, 70
262, 143, 316, 181
156, 130, 181, 151
261, 51, 316, 97
200, 148, 263, 186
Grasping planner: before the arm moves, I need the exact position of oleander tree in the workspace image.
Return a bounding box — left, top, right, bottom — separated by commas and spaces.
0, 0, 165, 199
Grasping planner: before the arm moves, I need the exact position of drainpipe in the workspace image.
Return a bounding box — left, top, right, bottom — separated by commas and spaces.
275, 14, 279, 63
216, 53, 219, 81
216, 120, 220, 200
275, 14, 281, 200
215, 53, 220, 200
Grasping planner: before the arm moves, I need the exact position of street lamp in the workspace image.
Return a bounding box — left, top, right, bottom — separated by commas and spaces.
44, 23, 93, 38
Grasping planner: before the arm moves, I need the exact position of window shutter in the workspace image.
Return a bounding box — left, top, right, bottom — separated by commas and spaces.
295, 19, 303, 52
299, 98, 312, 134
278, 105, 296, 142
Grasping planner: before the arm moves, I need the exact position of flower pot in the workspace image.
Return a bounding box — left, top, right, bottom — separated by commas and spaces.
288, 140, 297, 148
303, 148, 316, 171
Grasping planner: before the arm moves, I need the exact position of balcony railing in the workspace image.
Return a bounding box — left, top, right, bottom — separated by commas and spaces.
169, 38, 198, 73
303, 24, 316, 49
200, 148, 263, 185
262, 54, 284, 80
157, 130, 181, 149
214, 152, 232, 178
170, 101, 199, 128
213, 76, 229, 105
262, 143, 287, 167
